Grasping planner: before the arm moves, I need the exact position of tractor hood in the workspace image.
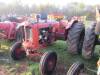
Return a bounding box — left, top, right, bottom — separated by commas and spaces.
16, 21, 32, 29
0, 22, 17, 29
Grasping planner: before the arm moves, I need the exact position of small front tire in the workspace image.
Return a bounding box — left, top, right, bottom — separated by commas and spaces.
39, 51, 57, 75
11, 41, 26, 60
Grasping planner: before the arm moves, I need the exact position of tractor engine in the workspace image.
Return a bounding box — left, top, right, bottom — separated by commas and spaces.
39, 27, 52, 44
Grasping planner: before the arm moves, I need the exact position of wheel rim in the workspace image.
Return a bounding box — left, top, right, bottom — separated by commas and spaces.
16, 48, 23, 55
15, 48, 25, 59
40, 52, 57, 75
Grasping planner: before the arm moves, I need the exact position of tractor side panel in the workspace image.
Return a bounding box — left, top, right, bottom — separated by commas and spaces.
53, 23, 66, 40
32, 26, 39, 49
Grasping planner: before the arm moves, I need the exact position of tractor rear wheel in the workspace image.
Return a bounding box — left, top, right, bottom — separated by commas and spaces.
11, 41, 26, 60
67, 22, 85, 54
67, 62, 84, 75
82, 23, 96, 59
39, 51, 57, 75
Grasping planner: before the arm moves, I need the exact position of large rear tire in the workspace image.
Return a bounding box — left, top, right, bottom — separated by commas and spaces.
11, 41, 26, 60
67, 22, 85, 54
82, 23, 96, 59
67, 62, 84, 75
39, 51, 57, 75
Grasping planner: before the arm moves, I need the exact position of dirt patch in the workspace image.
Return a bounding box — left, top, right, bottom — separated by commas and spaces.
0, 66, 9, 75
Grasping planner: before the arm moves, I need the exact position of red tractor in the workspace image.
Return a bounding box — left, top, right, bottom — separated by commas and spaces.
0, 21, 26, 41
0, 22, 17, 40
10, 16, 84, 74
0, 16, 30, 41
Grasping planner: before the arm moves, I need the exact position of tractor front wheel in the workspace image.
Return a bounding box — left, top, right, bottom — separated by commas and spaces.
39, 51, 57, 75
67, 62, 84, 75
11, 41, 26, 60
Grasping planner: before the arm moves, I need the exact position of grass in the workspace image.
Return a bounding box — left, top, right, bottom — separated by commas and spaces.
0, 40, 99, 75
45, 41, 98, 75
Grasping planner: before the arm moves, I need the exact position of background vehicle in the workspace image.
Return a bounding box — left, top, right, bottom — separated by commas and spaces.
0, 22, 17, 40
0, 16, 29, 41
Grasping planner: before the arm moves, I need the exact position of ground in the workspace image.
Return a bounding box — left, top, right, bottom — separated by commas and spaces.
0, 40, 99, 75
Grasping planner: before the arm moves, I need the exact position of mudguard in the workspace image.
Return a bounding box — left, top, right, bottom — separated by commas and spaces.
65, 17, 79, 30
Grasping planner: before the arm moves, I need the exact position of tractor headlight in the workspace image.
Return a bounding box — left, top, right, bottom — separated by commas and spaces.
39, 35, 42, 39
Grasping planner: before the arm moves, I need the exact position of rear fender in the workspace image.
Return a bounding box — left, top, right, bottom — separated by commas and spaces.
65, 19, 78, 30
64, 20, 78, 40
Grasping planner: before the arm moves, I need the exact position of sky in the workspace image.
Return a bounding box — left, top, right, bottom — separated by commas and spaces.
0, 0, 100, 7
